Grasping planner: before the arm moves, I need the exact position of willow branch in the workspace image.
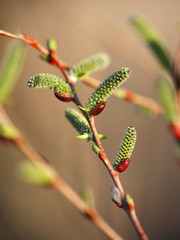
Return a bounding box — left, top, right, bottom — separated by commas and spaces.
0, 30, 148, 239
0, 29, 162, 115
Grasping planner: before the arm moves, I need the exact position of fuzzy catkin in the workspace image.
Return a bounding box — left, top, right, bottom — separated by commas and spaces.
65, 108, 91, 135
70, 53, 110, 79
113, 126, 136, 170
86, 67, 131, 112
28, 73, 71, 93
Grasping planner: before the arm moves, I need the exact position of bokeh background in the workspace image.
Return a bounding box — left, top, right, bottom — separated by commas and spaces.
0, 0, 180, 239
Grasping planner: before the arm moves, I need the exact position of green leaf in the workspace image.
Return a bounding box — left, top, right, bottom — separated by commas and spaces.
86, 67, 131, 113
69, 53, 110, 81
113, 126, 136, 171
0, 123, 20, 139
47, 38, 57, 51
17, 161, 53, 185
0, 41, 25, 104
28, 73, 71, 93
81, 187, 94, 208
130, 15, 172, 71
156, 71, 178, 123
92, 144, 101, 155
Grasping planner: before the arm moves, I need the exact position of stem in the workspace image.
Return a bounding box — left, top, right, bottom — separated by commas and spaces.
89, 115, 125, 197
127, 209, 148, 240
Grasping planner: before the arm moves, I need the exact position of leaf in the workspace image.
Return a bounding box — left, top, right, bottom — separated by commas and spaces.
0, 123, 20, 139
130, 15, 172, 71
17, 161, 53, 185
0, 41, 25, 104
81, 187, 94, 208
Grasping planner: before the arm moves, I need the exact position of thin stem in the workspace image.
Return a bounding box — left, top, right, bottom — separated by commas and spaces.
127, 209, 148, 240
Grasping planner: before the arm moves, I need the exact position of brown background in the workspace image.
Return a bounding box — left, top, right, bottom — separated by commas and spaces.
0, 0, 180, 239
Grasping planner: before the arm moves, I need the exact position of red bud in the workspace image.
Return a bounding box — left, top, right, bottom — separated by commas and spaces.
99, 151, 106, 161
23, 34, 37, 46
170, 123, 180, 140
90, 101, 106, 116
54, 92, 72, 102
116, 158, 130, 173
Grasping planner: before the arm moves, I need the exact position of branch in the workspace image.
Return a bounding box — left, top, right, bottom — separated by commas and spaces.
0, 30, 149, 239
0, 29, 162, 115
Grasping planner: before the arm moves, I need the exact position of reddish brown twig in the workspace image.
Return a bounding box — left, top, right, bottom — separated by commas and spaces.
0, 30, 149, 239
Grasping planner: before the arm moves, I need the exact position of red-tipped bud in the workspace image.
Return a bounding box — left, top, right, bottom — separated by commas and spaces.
125, 91, 134, 101
54, 92, 72, 102
48, 50, 58, 66
23, 34, 37, 46
116, 158, 130, 173
99, 151, 106, 161
125, 194, 134, 210
170, 123, 180, 140
90, 101, 106, 116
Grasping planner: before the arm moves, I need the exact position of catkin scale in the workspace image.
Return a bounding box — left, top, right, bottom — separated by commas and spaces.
90, 101, 106, 116
55, 92, 72, 102
116, 158, 130, 173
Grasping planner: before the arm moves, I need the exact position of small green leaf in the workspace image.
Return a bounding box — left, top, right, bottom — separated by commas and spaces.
86, 67, 131, 113
0, 123, 20, 139
0, 41, 25, 104
69, 53, 110, 81
130, 15, 172, 71
28, 73, 71, 94
156, 71, 178, 123
47, 38, 57, 51
92, 144, 101, 155
81, 187, 94, 208
113, 126, 136, 171
17, 161, 53, 185
125, 194, 134, 210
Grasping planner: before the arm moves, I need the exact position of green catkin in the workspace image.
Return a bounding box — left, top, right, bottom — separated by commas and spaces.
28, 73, 71, 93
113, 126, 136, 170
156, 71, 178, 123
65, 108, 91, 135
86, 67, 131, 112
69, 53, 110, 79
131, 15, 172, 71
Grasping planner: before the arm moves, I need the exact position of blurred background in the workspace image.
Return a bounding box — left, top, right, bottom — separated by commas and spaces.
0, 0, 180, 239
